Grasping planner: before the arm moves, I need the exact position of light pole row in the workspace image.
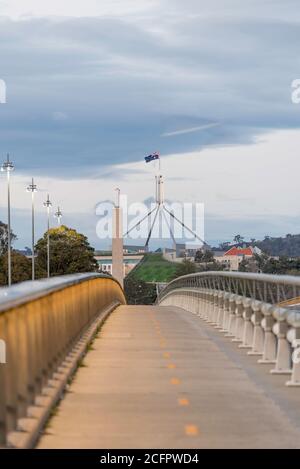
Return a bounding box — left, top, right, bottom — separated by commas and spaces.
1, 155, 63, 286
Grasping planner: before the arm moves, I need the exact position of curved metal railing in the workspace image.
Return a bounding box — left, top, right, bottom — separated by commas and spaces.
0, 273, 126, 446
158, 272, 300, 388
158, 271, 300, 305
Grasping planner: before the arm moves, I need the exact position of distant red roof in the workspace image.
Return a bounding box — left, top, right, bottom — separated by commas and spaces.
223, 247, 253, 257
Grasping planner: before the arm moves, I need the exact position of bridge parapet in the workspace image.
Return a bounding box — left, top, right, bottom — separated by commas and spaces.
158, 272, 300, 389
0, 273, 125, 447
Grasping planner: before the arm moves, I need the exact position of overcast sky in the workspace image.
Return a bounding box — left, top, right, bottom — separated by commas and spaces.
0, 0, 300, 249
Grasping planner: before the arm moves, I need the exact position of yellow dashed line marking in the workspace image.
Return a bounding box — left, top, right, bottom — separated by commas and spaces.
178, 397, 189, 406
170, 377, 180, 385
185, 425, 199, 436
167, 363, 176, 369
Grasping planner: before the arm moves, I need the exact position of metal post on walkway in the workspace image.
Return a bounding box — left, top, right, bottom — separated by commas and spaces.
43, 194, 52, 278
27, 178, 37, 281
1, 154, 14, 286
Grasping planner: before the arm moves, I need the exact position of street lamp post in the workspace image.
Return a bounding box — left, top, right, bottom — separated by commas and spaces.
27, 178, 37, 281
54, 206, 62, 226
43, 194, 52, 278
1, 154, 14, 286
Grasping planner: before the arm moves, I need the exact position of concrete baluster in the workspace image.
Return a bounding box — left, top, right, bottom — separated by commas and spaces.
211, 291, 219, 324
248, 300, 264, 356
221, 293, 230, 332
232, 296, 244, 343
286, 312, 300, 387
225, 294, 237, 337
197, 291, 203, 317
216, 292, 225, 329
203, 291, 210, 320
239, 298, 254, 349
258, 304, 277, 364
271, 307, 291, 375
206, 291, 214, 323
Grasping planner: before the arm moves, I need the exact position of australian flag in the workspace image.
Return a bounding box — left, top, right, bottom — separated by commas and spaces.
145, 152, 160, 163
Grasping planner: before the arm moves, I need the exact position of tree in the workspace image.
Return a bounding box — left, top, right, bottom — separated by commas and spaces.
172, 259, 196, 279
0, 221, 17, 255
0, 251, 34, 285
195, 249, 214, 263
35, 225, 98, 276
233, 234, 244, 244
124, 276, 156, 305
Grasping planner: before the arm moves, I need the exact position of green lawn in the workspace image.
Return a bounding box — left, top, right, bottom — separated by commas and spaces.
131, 253, 178, 282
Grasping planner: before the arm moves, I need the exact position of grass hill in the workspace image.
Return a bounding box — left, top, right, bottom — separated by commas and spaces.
130, 253, 178, 283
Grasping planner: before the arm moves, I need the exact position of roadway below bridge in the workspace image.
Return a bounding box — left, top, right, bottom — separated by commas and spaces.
38, 305, 300, 449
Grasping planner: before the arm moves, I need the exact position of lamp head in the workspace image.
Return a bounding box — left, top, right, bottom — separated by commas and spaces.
1, 154, 14, 172
26, 178, 37, 193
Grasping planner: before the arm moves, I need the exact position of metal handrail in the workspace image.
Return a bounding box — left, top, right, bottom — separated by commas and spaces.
0, 273, 126, 446
0, 272, 120, 313
158, 275, 300, 387
158, 271, 300, 305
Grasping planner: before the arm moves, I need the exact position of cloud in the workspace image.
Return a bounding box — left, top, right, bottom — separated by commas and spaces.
162, 123, 219, 137
0, 7, 299, 179
52, 111, 68, 121
0, 3, 300, 245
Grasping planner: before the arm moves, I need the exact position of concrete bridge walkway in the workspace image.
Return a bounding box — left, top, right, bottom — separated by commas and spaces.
37, 305, 300, 449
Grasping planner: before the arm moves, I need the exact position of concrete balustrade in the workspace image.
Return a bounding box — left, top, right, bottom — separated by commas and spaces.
239, 298, 254, 349
286, 311, 300, 387
226, 294, 238, 337
248, 301, 264, 356
0, 273, 125, 446
221, 292, 231, 332
215, 292, 224, 329
258, 304, 277, 364
271, 307, 291, 375
159, 277, 300, 391
232, 296, 244, 343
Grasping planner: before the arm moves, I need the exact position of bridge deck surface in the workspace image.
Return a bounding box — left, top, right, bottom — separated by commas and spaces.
38, 305, 300, 449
